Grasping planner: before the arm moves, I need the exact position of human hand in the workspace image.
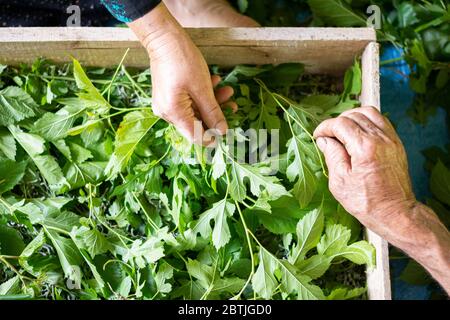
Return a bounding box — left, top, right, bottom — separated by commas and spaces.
129, 3, 236, 144
164, 0, 260, 28
313, 106, 417, 237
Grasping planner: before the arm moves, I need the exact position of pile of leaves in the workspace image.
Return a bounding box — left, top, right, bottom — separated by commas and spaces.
0, 56, 375, 300
233, 0, 450, 298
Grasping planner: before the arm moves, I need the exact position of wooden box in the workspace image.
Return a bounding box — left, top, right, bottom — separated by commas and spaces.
0, 27, 390, 300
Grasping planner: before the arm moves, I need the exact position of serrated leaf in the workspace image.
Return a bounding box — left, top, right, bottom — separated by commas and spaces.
289, 207, 324, 264
0, 276, 21, 295
287, 135, 319, 208
295, 255, 331, 280
211, 145, 226, 180
44, 229, 83, 284
252, 248, 278, 299
72, 59, 110, 114
0, 128, 16, 160
327, 287, 366, 300
122, 237, 165, 269
0, 86, 37, 126
317, 224, 351, 257
71, 226, 110, 258
0, 159, 27, 194
155, 262, 174, 294
8, 125, 45, 156
68, 142, 93, 163
308, 0, 366, 27
340, 241, 376, 269
105, 109, 158, 179
193, 199, 235, 250
32, 104, 85, 141
229, 161, 289, 202
279, 260, 325, 300
0, 225, 25, 256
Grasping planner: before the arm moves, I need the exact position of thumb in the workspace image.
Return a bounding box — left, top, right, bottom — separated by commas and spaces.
316, 137, 351, 176
194, 90, 228, 135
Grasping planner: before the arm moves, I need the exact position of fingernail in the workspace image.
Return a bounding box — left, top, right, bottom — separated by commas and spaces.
216, 120, 228, 135
316, 137, 327, 151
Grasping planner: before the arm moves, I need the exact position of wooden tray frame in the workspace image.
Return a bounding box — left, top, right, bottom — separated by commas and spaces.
0, 27, 391, 300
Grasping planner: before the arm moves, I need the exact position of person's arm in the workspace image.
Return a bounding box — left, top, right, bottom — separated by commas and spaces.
101, 1, 230, 143
313, 106, 450, 294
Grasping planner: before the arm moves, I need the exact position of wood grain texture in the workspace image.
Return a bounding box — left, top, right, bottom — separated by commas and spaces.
0, 27, 390, 299
0, 27, 376, 74
361, 42, 392, 300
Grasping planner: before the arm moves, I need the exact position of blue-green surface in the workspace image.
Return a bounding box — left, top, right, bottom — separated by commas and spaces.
381, 46, 449, 300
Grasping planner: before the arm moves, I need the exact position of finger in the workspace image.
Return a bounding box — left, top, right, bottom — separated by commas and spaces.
222, 101, 238, 113
341, 113, 383, 136
316, 137, 351, 176
211, 75, 222, 88
215, 86, 234, 104
341, 106, 400, 143
313, 117, 365, 156
193, 90, 228, 135
342, 106, 395, 133
164, 107, 210, 145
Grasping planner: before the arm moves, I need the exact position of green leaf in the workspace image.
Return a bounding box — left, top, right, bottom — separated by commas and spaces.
327, 287, 366, 300
105, 109, 158, 179
53, 140, 72, 160
295, 255, 331, 280
252, 248, 278, 299
317, 224, 351, 257
342, 60, 362, 100
340, 241, 376, 269
289, 207, 324, 264
279, 260, 325, 300
193, 199, 235, 250
71, 226, 110, 258
122, 237, 165, 269
32, 104, 85, 141
64, 161, 107, 189
8, 125, 45, 156
287, 135, 319, 208
0, 128, 16, 160
211, 144, 226, 180
33, 155, 69, 193
308, 0, 366, 27
72, 59, 110, 114
19, 230, 46, 275
186, 259, 214, 290
430, 161, 450, 206
40, 211, 81, 233
8, 126, 68, 192
396, 2, 419, 28
186, 259, 245, 298
155, 262, 174, 294
0, 225, 25, 256
44, 229, 83, 284
0, 276, 21, 295
0, 86, 37, 126
229, 161, 289, 202
68, 142, 93, 163
0, 159, 27, 194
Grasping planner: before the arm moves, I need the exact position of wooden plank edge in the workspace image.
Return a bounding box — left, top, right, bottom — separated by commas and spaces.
361, 42, 392, 300
0, 27, 377, 44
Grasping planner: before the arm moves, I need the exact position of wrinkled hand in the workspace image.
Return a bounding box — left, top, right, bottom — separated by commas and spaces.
313, 107, 417, 236
129, 3, 236, 144
164, 0, 260, 27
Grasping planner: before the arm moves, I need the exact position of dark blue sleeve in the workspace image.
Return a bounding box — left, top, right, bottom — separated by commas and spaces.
101, 0, 162, 23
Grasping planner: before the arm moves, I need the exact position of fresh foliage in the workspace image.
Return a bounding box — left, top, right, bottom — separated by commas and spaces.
0, 57, 373, 300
